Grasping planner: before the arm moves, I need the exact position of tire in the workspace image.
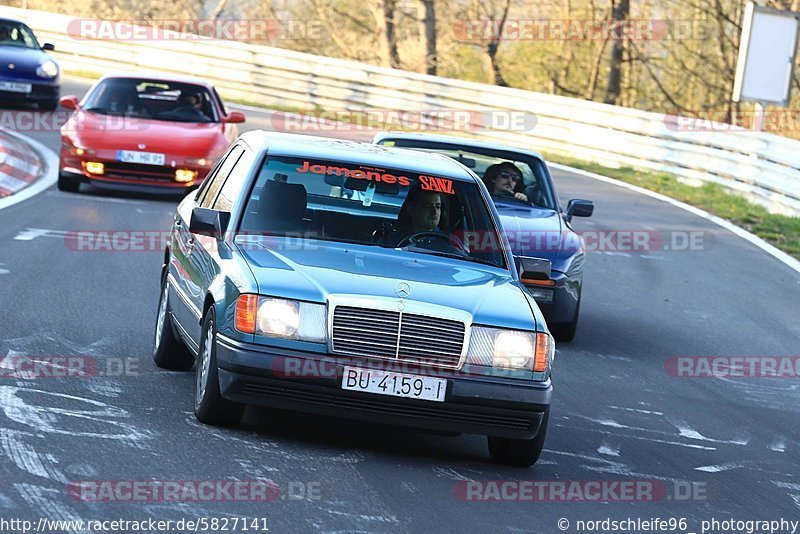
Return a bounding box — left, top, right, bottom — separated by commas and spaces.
550, 299, 580, 342
57, 172, 81, 193
153, 276, 194, 371
488, 409, 549, 467
194, 308, 245, 426
40, 99, 59, 111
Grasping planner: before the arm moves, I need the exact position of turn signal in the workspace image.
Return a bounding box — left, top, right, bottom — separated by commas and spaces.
235, 294, 258, 334
533, 333, 553, 372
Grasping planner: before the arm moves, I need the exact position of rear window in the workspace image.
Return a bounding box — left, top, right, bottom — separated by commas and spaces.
237, 156, 508, 269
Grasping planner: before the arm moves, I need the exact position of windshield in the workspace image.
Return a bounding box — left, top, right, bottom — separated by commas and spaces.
82, 78, 218, 123
238, 156, 508, 269
0, 21, 40, 49
379, 139, 557, 210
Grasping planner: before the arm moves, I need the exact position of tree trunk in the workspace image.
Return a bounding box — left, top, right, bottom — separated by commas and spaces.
604, 0, 629, 105
422, 0, 437, 75
383, 0, 401, 68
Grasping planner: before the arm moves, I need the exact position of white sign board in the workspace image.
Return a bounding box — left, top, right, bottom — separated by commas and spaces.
732, 2, 800, 106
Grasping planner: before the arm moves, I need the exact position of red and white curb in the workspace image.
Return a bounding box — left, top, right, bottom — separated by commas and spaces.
0, 129, 57, 211
0, 130, 43, 198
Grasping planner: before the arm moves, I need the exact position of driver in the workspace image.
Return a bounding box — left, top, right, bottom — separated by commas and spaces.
164, 91, 209, 121
484, 162, 529, 203
380, 185, 467, 252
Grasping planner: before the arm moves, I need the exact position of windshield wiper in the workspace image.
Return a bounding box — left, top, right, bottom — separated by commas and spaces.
402, 247, 501, 268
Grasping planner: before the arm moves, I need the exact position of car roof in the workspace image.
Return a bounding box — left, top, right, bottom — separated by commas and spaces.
373, 131, 547, 162
240, 131, 479, 182
0, 17, 30, 25
97, 72, 215, 89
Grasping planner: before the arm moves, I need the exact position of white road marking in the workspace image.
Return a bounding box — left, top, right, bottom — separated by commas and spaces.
0, 131, 57, 212
610, 406, 664, 416
597, 442, 620, 457
0, 263, 7, 275
694, 462, 744, 473
13, 227, 58, 241
433, 466, 473, 481
672, 421, 749, 445
770, 439, 787, 453
0, 429, 68, 482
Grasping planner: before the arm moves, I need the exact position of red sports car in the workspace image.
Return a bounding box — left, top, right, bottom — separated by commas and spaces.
58, 73, 245, 193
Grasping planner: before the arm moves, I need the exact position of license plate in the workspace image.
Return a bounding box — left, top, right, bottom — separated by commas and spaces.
341, 366, 446, 402
117, 150, 166, 165
0, 81, 32, 93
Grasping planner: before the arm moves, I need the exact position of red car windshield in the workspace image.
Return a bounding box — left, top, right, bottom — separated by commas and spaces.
82, 78, 219, 123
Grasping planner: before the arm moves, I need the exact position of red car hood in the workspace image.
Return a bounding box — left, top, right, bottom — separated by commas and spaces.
64, 111, 225, 157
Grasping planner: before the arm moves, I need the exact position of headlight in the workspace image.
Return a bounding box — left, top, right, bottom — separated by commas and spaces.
235, 295, 326, 342
36, 60, 59, 78
466, 327, 554, 372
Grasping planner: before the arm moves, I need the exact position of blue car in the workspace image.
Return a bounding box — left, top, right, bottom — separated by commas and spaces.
0, 18, 60, 110
155, 131, 555, 466
374, 132, 594, 342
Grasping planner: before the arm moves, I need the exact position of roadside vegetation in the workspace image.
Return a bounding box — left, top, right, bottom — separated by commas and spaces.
544, 154, 800, 260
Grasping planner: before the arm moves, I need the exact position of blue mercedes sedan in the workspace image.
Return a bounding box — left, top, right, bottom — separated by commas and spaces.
0, 18, 60, 110
374, 132, 594, 342
155, 131, 555, 466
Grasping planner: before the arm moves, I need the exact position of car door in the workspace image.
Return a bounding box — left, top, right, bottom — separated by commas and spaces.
169, 144, 244, 350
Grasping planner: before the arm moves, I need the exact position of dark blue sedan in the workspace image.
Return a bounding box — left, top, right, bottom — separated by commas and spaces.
374, 132, 594, 342
0, 18, 60, 110
155, 131, 555, 466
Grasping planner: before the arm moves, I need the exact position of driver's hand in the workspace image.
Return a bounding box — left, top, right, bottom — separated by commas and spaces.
514, 192, 529, 202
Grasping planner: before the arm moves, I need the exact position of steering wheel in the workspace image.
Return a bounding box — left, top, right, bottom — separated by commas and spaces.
397, 231, 454, 249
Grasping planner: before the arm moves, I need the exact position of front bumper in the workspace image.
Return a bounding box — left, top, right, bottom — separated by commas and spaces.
0, 77, 59, 103
216, 335, 552, 439
60, 155, 209, 193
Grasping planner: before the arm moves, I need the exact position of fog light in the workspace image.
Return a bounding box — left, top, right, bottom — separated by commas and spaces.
84, 161, 104, 175
175, 169, 198, 183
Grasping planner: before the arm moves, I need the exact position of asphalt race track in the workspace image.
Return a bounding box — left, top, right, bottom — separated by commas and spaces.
0, 78, 798, 533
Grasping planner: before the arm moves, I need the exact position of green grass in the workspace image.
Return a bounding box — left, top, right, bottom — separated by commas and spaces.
543, 152, 800, 260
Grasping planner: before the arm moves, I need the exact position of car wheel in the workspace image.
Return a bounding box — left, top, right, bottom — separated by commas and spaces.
550, 299, 580, 342
40, 100, 59, 111
153, 276, 194, 371
194, 308, 245, 426
488, 409, 549, 467
57, 172, 81, 193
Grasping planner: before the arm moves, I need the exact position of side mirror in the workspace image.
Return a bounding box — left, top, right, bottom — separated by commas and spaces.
515, 256, 551, 282
566, 199, 594, 221
189, 207, 230, 238
42, 43, 55, 51
224, 111, 246, 124
59, 96, 79, 110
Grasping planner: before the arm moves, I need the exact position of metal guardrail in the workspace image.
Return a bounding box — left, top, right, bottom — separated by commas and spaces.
3, 6, 799, 215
